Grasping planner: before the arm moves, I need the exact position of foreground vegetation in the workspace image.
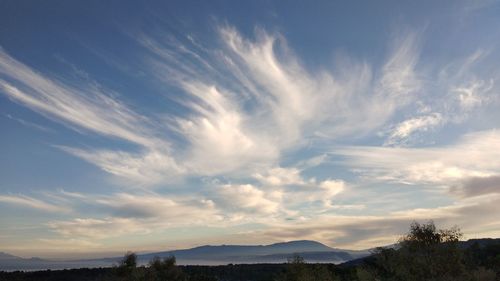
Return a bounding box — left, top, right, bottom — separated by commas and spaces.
1, 221, 499, 281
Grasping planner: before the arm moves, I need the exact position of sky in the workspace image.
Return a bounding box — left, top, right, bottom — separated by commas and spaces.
1, 0, 500, 259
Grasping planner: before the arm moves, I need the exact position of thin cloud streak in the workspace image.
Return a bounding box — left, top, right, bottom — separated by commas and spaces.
336, 130, 500, 185
0, 50, 157, 147
0, 194, 68, 213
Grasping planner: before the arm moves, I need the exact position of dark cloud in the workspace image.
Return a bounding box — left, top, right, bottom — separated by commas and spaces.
451, 175, 500, 198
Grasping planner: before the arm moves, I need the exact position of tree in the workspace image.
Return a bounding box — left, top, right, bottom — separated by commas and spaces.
364, 221, 470, 281
275, 254, 336, 281
145, 256, 185, 281
114, 252, 141, 281
121, 252, 138, 269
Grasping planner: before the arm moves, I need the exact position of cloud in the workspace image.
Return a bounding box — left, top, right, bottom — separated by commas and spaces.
47, 217, 150, 239
215, 184, 283, 215
453, 78, 494, 110
4, 113, 53, 133
252, 165, 346, 210
336, 130, 500, 185
384, 113, 444, 146
0, 50, 157, 147
0, 48, 183, 186
172, 82, 277, 175
95, 193, 220, 223
0, 194, 68, 213
1, 25, 424, 185
37, 238, 101, 250
254, 167, 305, 186
438, 50, 497, 121
378, 32, 421, 101
137, 26, 423, 177
319, 180, 346, 198
59, 147, 184, 186
40, 191, 223, 244
450, 175, 500, 198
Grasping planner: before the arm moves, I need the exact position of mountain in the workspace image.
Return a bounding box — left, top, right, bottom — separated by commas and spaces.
127, 240, 370, 265
0, 252, 21, 260
0, 253, 57, 271
0, 252, 47, 262
140, 240, 333, 259
458, 238, 500, 249
0, 252, 107, 271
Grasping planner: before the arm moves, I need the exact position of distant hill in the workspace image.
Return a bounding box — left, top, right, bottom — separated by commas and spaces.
458, 238, 500, 249
132, 240, 369, 265
0, 252, 20, 260
0, 252, 107, 271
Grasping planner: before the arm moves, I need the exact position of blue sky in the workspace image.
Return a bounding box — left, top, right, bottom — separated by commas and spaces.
1, 0, 500, 258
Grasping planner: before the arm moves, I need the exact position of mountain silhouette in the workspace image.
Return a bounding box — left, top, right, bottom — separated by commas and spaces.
0, 252, 21, 260
123, 240, 370, 265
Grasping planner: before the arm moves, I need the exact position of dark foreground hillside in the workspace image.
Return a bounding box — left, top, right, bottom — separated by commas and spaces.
0, 263, 355, 281
1, 222, 499, 281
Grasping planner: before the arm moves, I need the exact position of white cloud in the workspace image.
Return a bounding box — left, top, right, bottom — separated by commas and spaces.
0, 51, 157, 147
437, 50, 497, 122
173, 82, 277, 175
336, 130, 500, 185
0, 49, 184, 186
0, 26, 424, 185
250, 166, 348, 214
48, 217, 150, 239
215, 184, 283, 215
378, 32, 421, 101
0, 194, 68, 213
453, 78, 493, 110
60, 147, 184, 186
385, 113, 444, 146
29, 191, 225, 246
319, 180, 346, 198
138, 26, 423, 177
4, 113, 53, 132
254, 167, 305, 186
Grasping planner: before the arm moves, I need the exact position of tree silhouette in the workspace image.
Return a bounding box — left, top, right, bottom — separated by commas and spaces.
114, 252, 140, 281
360, 221, 474, 281
145, 256, 185, 281
275, 254, 336, 281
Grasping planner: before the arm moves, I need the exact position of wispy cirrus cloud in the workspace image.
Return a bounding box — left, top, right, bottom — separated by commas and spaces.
0, 50, 158, 147
0, 194, 68, 213
453, 78, 494, 110
336, 130, 500, 186
135, 26, 423, 178
384, 113, 444, 146
0, 26, 424, 185
3, 113, 53, 133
